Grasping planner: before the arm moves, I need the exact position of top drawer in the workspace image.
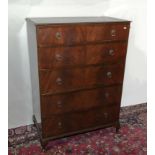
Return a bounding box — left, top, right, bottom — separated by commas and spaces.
36, 23, 130, 46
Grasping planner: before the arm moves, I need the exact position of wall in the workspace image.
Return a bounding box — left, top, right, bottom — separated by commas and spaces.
8, 0, 147, 128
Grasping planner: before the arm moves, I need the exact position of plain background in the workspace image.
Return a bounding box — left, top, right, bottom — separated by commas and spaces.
8, 0, 146, 129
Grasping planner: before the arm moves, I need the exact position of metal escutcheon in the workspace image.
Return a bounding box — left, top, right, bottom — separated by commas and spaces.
111, 29, 116, 37
105, 92, 110, 98
56, 77, 63, 85
57, 101, 62, 108
55, 54, 63, 61
109, 49, 115, 56
107, 72, 112, 78
104, 113, 108, 118
58, 122, 62, 128
55, 32, 62, 40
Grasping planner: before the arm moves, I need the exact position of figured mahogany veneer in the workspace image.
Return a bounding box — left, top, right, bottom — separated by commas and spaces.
37, 23, 129, 46
42, 105, 119, 138
41, 86, 122, 117
27, 16, 130, 149
38, 46, 85, 69
86, 24, 129, 42
37, 25, 85, 46
39, 64, 124, 94
38, 42, 127, 69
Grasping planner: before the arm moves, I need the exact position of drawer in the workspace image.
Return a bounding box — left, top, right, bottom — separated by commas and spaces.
42, 105, 119, 138
86, 42, 127, 65
37, 23, 129, 46
38, 46, 85, 69
41, 86, 122, 117
37, 25, 85, 46
39, 63, 124, 94
38, 43, 127, 69
86, 23, 130, 42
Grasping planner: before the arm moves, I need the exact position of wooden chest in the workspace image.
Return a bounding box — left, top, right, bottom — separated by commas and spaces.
26, 17, 130, 148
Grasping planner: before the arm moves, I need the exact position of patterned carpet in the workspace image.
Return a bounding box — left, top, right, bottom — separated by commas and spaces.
8, 103, 147, 155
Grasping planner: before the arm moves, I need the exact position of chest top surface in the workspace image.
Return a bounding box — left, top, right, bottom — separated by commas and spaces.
26, 16, 130, 25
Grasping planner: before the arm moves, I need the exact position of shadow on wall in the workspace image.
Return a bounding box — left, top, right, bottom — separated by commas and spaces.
121, 41, 147, 106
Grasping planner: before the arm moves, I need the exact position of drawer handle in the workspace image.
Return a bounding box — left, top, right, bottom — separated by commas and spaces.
111, 29, 116, 37
57, 101, 62, 108
109, 49, 115, 56
55, 54, 63, 61
105, 92, 110, 98
58, 122, 62, 128
55, 32, 62, 40
56, 77, 63, 85
106, 72, 112, 78
104, 112, 108, 119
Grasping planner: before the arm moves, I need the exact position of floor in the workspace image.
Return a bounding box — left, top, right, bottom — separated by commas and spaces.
8, 103, 147, 155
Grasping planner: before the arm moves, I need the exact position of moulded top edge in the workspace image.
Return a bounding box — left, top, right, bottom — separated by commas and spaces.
25, 16, 131, 25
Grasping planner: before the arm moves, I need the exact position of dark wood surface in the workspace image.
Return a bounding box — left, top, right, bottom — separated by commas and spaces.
28, 17, 130, 149
38, 42, 127, 69
86, 24, 129, 42
41, 105, 119, 138
39, 63, 124, 94
38, 46, 85, 69
41, 86, 122, 117
36, 23, 130, 47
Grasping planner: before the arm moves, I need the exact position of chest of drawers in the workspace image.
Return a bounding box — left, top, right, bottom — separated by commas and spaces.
26, 17, 130, 148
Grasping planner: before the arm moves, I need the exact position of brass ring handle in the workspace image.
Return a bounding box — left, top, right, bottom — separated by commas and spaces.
109, 49, 115, 56
58, 122, 62, 128
56, 77, 63, 85
55, 32, 62, 40
105, 92, 110, 98
104, 112, 108, 119
111, 29, 116, 37
107, 72, 112, 78
55, 54, 63, 61
57, 101, 62, 108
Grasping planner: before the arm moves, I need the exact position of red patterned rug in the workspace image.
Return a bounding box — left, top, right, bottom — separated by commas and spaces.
8, 103, 146, 155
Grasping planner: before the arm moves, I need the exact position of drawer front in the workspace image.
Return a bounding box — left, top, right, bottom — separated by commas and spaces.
86, 42, 127, 65
41, 86, 122, 117
42, 105, 119, 138
38, 43, 127, 69
86, 23, 129, 42
39, 63, 124, 94
37, 23, 129, 46
38, 46, 85, 69
37, 25, 85, 46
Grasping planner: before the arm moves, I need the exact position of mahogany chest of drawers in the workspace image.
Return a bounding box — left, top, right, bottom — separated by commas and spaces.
26, 17, 130, 148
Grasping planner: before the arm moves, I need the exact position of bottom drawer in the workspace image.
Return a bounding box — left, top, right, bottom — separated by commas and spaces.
42, 105, 119, 138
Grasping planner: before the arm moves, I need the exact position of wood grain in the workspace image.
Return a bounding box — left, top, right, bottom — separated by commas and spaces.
39, 63, 124, 94
28, 18, 131, 149
37, 23, 130, 47
41, 105, 119, 138
38, 42, 127, 69
41, 86, 122, 117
